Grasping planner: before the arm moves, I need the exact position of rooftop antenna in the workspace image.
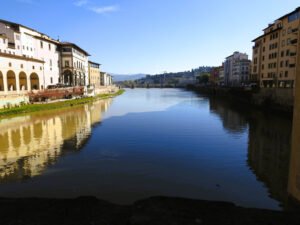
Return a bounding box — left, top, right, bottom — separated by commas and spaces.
57, 35, 60, 41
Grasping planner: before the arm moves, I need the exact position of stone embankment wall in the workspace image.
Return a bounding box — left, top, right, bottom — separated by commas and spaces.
252, 88, 294, 112
0, 86, 119, 109
188, 85, 294, 114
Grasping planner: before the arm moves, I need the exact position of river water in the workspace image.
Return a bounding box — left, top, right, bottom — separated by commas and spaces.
0, 88, 298, 210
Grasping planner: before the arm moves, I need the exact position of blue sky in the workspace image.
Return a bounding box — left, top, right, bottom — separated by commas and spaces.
1, 0, 299, 74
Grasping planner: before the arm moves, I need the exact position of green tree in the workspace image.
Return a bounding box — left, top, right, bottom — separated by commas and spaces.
197, 73, 210, 84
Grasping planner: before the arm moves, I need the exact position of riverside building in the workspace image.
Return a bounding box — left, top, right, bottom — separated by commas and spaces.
224, 51, 251, 86
0, 19, 60, 93
60, 42, 90, 87
252, 7, 300, 88
100, 72, 113, 86
88, 61, 101, 88
0, 19, 91, 96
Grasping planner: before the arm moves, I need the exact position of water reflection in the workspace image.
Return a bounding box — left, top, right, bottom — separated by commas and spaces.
247, 112, 292, 209
0, 99, 112, 182
0, 89, 298, 210
209, 98, 248, 134
208, 96, 299, 209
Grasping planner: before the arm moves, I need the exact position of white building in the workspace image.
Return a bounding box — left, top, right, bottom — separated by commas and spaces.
0, 19, 90, 98
101, 72, 113, 86
224, 51, 251, 86
0, 19, 60, 93
60, 42, 90, 87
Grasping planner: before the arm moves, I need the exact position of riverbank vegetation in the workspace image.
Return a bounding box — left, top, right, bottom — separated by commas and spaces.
0, 89, 125, 117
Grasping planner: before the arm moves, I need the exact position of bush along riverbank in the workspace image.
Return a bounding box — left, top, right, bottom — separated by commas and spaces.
0, 89, 125, 117
187, 85, 294, 117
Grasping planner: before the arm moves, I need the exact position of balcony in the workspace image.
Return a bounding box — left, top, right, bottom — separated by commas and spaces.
290, 52, 297, 57
291, 39, 298, 45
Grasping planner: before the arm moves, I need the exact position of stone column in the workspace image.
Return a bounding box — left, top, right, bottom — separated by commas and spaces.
3, 71, 8, 94
16, 71, 20, 94
27, 74, 31, 91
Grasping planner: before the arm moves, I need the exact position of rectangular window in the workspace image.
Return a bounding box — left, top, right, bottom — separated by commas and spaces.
65, 60, 69, 67
49, 43, 51, 51
40, 41, 43, 49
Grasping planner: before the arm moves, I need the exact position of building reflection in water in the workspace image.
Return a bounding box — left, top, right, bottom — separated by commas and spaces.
0, 99, 112, 182
208, 97, 300, 209
209, 97, 248, 134
247, 112, 292, 209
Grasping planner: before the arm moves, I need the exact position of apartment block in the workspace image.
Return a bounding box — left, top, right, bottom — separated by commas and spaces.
224, 51, 251, 86
252, 7, 300, 88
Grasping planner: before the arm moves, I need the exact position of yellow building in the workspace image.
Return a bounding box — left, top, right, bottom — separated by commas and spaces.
252, 7, 300, 88
88, 61, 101, 88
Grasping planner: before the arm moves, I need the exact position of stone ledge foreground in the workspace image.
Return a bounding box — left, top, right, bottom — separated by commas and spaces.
0, 196, 299, 225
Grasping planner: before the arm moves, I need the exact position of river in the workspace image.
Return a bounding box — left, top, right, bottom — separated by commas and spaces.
0, 88, 298, 210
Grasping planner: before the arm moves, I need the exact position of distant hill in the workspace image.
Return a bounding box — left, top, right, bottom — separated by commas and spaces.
112, 74, 147, 82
